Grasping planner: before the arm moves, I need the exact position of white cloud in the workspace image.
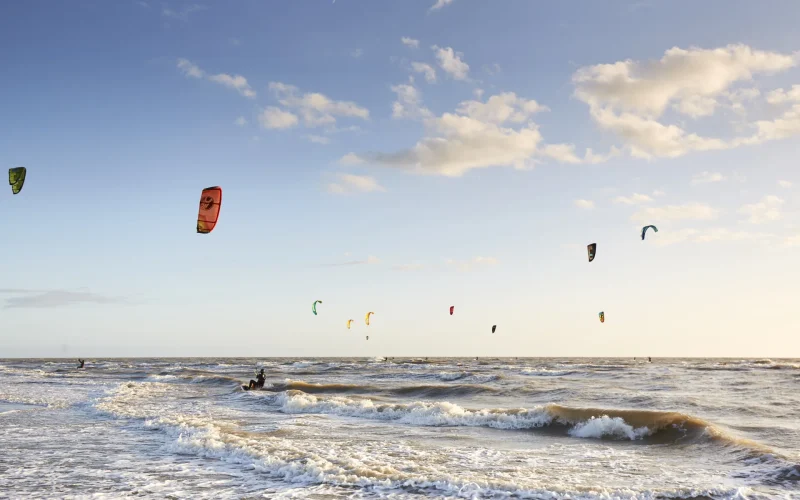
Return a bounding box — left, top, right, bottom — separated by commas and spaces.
327, 174, 385, 195
432, 45, 469, 80
649, 228, 698, 246
429, 0, 454, 11
746, 103, 800, 144
268, 82, 369, 128
575, 199, 595, 210
473, 88, 484, 99
613, 193, 653, 205
177, 58, 256, 98
778, 180, 793, 188
691, 171, 726, 184
653, 189, 666, 197
674, 95, 718, 118
390, 82, 432, 120
726, 87, 760, 114
445, 256, 497, 272
177, 58, 204, 78
401, 37, 420, 49
693, 228, 774, 243
307, 135, 330, 145
539, 144, 621, 164
766, 85, 800, 104
785, 234, 800, 247
346, 111, 542, 177
572, 44, 799, 159
411, 62, 437, 83
455, 92, 549, 124
162, 4, 206, 21
739, 195, 784, 223
653, 227, 775, 246
631, 202, 719, 223
338, 153, 365, 166
206, 73, 256, 98
259, 107, 299, 129
351, 48, 364, 58
574, 44, 795, 118
234, 116, 247, 127
586, 105, 728, 159
342, 90, 608, 176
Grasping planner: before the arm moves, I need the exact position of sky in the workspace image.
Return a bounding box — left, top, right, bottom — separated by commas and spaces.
1, 0, 799, 358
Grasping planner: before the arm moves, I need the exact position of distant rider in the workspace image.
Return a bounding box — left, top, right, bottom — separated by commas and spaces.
248, 368, 266, 389
77, 359, 85, 369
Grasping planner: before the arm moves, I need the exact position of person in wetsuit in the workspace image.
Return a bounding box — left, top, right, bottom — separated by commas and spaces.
77, 359, 85, 369
248, 368, 266, 390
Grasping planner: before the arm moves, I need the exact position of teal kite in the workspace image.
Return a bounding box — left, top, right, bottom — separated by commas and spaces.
312, 300, 322, 315
641, 225, 658, 240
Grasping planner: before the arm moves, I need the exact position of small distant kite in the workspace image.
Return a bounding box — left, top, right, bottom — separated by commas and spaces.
491, 325, 497, 334
641, 225, 658, 240
587, 243, 596, 262
312, 300, 322, 316
449, 306, 454, 316
197, 186, 222, 234
598, 311, 605, 323
365, 312, 374, 325
9, 167, 26, 195
347, 319, 354, 329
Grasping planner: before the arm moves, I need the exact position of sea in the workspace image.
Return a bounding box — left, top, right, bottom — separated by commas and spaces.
0, 357, 798, 499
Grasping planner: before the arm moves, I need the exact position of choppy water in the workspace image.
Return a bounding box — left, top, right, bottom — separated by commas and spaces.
1, 358, 798, 499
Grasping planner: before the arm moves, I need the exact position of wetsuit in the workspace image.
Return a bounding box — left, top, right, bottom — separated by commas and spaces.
248, 370, 266, 389
78, 359, 85, 369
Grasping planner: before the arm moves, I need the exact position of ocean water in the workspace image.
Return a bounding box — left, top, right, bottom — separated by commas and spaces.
0, 358, 798, 499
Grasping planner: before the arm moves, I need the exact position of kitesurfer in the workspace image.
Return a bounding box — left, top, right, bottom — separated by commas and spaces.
248, 368, 266, 389
77, 359, 85, 369
648, 357, 652, 363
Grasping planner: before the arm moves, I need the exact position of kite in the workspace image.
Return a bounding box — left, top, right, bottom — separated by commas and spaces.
9, 167, 26, 195
312, 300, 322, 315
492, 325, 497, 333
197, 186, 222, 234
599, 311, 605, 323
587, 243, 596, 262
365, 312, 374, 326
347, 319, 354, 329
449, 306, 454, 315
641, 225, 658, 240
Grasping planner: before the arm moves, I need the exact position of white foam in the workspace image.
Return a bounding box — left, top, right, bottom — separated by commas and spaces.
568, 416, 652, 440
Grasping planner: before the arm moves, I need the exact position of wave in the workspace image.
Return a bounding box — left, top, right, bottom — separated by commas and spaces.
270, 380, 376, 394
267, 380, 500, 398
85, 380, 799, 496
91, 382, 753, 499
136, 413, 752, 499
520, 368, 576, 377
263, 390, 790, 453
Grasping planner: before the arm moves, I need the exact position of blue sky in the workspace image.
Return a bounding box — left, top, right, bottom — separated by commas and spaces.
1, 0, 799, 357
